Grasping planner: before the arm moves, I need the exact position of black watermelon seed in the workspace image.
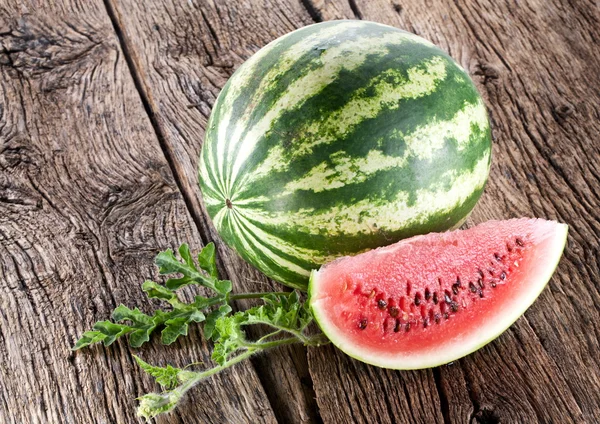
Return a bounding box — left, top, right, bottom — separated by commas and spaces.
477, 268, 484, 278
433, 292, 439, 304
444, 293, 452, 304
469, 282, 477, 293
377, 299, 387, 309
425, 288, 431, 300
500, 271, 507, 280
405, 322, 411, 332
358, 319, 368, 330
414, 294, 421, 306
452, 283, 460, 295
516, 238, 524, 247
434, 313, 441, 324
389, 306, 399, 318
479, 290, 484, 298
488, 269, 494, 276
494, 253, 502, 262
491, 281, 497, 288
450, 302, 459, 312
394, 319, 401, 333
443, 312, 449, 319
456, 276, 461, 286
423, 318, 429, 328
478, 278, 484, 289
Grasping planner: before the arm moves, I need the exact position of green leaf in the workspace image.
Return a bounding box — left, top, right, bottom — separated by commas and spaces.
161, 318, 190, 345
112, 305, 152, 325
204, 304, 232, 340
242, 291, 313, 333
197, 243, 218, 279
134, 356, 190, 390
74, 242, 330, 421
211, 341, 229, 366
192, 295, 212, 309
210, 313, 249, 365
178, 244, 197, 271
215, 280, 232, 295
155, 248, 188, 275
141, 280, 177, 303
164, 276, 192, 290
111, 305, 157, 348
72, 330, 106, 350
93, 320, 133, 346
128, 328, 154, 348
156, 246, 214, 290
161, 309, 205, 345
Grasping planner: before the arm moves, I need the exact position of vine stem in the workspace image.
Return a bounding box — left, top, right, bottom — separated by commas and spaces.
241, 336, 299, 350
139, 332, 330, 418
256, 329, 282, 343
179, 348, 257, 391
229, 292, 292, 300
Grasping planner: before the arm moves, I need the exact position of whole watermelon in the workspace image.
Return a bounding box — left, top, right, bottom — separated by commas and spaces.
199, 20, 492, 289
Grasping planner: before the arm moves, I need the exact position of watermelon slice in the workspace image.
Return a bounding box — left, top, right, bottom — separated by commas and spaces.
309, 219, 568, 369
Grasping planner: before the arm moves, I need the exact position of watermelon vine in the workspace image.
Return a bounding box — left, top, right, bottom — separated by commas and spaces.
73, 243, 329, 420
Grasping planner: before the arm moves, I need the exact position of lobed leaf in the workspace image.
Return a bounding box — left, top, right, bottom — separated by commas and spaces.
204, 304, 232, 340
156, 246, 214, 290
197, 243, 218, 279
142, 280, 178, 304
134, 356, 193, 390
72, 330, 107, 350
93, 320, 134, 346
214, 279, 232, 295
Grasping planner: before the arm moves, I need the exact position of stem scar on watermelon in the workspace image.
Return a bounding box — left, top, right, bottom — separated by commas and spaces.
309, 218, 568, 369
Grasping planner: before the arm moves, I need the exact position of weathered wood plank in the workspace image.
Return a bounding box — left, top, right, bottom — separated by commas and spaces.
103, 0, 600, 422
304, 0, 600, 423
2, 0, 599, 423
103, 0, 323, 422
0, 2, 276, 423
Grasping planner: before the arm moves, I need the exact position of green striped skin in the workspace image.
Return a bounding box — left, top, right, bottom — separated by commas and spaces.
199, 20, 492, 290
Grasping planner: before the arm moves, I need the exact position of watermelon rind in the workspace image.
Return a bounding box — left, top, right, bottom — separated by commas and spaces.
199, 20, 492, 289
308, 221, 568, 369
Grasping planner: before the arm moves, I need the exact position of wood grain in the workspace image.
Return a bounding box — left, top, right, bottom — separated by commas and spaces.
0, 2, 275, 423
1, 0, 599, 422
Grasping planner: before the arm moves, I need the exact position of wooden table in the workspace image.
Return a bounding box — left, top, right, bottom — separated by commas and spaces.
1, 0, 599, 422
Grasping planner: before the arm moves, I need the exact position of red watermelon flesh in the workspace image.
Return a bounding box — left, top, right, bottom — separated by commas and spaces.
309, 219, 568, 369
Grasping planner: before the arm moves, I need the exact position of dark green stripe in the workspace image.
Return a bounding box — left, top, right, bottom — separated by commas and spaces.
220, 211, 309, 289
235, 57, 486, 213
234, 211, 316, 271
203, 94, 230, 198
242, 185, 485, 258
199, 149, 226, 204
224, 23, 403, 156
230, 40, 447, 195
244, 123, 488, 216
221, 21, 361, 187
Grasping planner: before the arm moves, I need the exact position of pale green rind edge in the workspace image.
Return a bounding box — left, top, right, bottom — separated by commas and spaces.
308, 222, 569, 370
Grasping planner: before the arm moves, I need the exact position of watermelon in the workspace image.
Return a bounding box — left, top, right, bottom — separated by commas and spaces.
199, 20, 492, 289
309, 219, 568, 369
